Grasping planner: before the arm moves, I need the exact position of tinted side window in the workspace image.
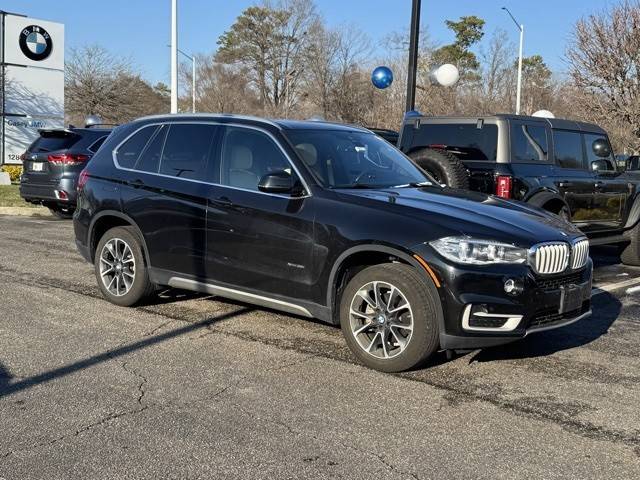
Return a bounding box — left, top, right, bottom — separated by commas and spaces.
414, 123, 498, 161
553, 130, 584, 169
158, 124, 219, 181
584, 133, 615, 171
135, 125, 168, 174
116, 126, 158, 168
511, 123, 548, 162
221, 127, 291, 191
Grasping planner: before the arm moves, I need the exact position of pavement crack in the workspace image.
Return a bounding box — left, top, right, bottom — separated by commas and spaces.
121, 362, 147, 406
0, 406, 147, 460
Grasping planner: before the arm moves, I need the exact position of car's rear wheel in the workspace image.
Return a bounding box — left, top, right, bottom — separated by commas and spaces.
95, 226, 155, 306
48, 205, 74, 219
408, 148, 469, 189
620, 223, 640, 266
340, 263, 440, 372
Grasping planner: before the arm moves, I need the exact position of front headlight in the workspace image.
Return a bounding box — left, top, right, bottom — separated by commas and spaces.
430, 236, 528, 265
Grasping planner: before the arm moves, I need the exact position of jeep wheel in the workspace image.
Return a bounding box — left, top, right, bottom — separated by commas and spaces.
95, 226, 155, 306
620, 223, 640, 266
340, 263, 440, 372
408, 148, 469, 189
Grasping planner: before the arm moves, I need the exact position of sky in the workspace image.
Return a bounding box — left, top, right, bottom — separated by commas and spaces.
2, 0, 616, 86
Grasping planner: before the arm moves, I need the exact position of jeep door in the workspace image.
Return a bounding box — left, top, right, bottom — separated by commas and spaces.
118, 122, 221, 278
204, 125, 316, 301
583, 133, 629, 230
551, 129, 598, 230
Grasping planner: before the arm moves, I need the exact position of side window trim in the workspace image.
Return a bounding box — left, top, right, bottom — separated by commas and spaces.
111, 121, 312, 197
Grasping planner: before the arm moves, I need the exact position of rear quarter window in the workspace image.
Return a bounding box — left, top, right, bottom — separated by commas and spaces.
413, 123, 498, 161
115, 125, 159, 169
510, 123, 548, 162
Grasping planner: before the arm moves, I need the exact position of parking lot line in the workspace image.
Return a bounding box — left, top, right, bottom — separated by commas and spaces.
592, 277, 640, 296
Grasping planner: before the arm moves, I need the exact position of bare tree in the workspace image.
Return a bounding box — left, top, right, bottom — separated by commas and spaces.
567, 0, 640, 150
179, 55, 260, 114
65, 45, 167, 125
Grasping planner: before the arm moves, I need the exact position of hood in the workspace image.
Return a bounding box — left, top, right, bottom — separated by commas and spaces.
335, 186, 584, 247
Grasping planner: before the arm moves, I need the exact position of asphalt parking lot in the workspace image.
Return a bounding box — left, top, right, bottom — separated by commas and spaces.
0, 215, 639, 479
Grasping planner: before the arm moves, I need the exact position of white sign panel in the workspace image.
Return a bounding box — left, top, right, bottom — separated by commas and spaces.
4, 66, 64, 117
2, 15, 64, 70
4, 116, 64, 163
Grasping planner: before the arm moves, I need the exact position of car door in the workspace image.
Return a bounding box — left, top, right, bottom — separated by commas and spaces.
204, 125, 316, 301
551, 129, 597, 230
119, 122, 221, 278
583, 132, 630, 229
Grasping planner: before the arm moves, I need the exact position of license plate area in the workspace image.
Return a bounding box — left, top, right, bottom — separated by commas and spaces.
559, 283, 588, 314
30, 162, 45, 172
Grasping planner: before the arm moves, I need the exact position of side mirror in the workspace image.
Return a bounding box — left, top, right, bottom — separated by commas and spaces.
592, 139, 611, 158
591, 159, 612, 172
258, 171, 302, 195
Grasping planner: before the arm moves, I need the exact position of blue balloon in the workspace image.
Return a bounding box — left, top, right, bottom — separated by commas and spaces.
371, 66, 393, 89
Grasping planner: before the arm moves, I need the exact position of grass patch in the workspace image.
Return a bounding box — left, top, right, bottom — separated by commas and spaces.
0, 185, 39, 208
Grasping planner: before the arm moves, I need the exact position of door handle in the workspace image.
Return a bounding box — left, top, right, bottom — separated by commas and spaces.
216, 196, 233, 206
594, 181, 605, 190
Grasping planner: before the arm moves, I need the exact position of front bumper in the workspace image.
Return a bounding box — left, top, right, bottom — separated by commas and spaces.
413, 246, 593, 350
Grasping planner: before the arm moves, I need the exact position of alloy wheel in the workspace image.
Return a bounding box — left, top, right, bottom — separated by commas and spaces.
349, 281, 414, 359
99, 238, 136, 297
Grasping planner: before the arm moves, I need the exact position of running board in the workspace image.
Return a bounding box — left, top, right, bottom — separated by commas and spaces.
167, 277, 314, 318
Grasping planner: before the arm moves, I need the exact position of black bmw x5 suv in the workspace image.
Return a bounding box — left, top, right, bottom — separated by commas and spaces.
74, 114, 592, 372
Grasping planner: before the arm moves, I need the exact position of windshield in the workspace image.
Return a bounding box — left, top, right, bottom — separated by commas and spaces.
285, 129, 434, 189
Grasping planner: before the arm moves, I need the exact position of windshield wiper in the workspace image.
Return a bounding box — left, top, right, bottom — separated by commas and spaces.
392, 181, 433, 188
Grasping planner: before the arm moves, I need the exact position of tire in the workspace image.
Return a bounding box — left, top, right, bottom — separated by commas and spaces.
340, 263, 440, 372
620, 223, 640, 266
408, 148, 469, 189
94, 226, 155, 306
48, 205, 75, 219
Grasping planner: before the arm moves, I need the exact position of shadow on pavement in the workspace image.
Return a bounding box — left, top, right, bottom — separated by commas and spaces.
0, 307, 251, 399
469, 291, 622, 363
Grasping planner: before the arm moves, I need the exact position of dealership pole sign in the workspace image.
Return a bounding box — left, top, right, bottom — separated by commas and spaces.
1, 12, 65, 165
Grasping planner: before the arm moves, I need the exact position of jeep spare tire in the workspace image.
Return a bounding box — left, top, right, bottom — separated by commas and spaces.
409, 148, 469, 189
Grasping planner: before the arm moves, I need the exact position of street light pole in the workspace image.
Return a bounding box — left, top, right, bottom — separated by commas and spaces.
170, 0, 178, 113
406, 0, 421, 112
502, 6, 524, 115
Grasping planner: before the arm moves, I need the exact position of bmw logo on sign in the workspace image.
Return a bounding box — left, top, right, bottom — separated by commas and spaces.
19, 25, 53, 61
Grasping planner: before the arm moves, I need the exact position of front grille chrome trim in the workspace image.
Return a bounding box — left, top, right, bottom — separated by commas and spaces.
529, 242, 570, 275
571, 238, 590, 270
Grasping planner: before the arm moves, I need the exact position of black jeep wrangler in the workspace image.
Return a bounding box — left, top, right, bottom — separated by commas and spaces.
398, 114, 640, 265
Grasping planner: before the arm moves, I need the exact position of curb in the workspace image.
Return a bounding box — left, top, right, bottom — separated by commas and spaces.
0, 206, 52, 217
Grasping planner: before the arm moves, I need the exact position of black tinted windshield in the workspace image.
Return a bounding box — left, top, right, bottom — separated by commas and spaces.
285, 130, 433, 189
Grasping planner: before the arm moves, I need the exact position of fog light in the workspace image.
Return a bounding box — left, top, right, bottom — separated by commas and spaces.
504, 278, 523, 295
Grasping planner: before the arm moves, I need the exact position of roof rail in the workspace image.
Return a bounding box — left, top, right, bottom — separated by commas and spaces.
133, 112, 282, 129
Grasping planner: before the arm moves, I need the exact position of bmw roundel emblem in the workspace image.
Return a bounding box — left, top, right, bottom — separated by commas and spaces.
19, 25, 53, 61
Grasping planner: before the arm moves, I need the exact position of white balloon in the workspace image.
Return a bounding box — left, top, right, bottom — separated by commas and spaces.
532, 110, 555, 118
430, 64, 460, 87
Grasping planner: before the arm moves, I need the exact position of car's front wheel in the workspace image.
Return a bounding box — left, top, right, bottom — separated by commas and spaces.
340, 263, 440, 372
621, 222, 640, 266
94, 226, 155, 306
